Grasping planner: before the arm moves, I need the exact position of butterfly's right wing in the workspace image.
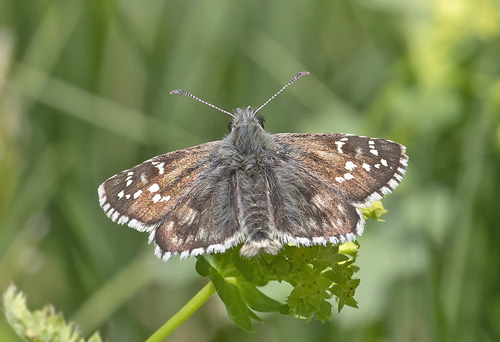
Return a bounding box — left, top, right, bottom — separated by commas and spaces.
274, 133, 408, 207
99, 140, 243, 260
265, 133, 407, 246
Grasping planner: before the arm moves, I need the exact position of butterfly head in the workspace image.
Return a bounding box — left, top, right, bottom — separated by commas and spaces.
229, 106, 265, 132
225, 106, 270, 156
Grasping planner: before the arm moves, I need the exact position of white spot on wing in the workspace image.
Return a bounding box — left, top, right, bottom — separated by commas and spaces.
367, 192, 382, 202
148, 230, 156, 244
329, 236, 339, 244
117, 190, 124, 199
335, 141, 345, 153
125, 172, 134, 187
354, 191, 383, 208
381, 159, 388, 167
370, 149, 379, 156
99, 196, 107, 206
128, 218, 156, 232
117, 215, 130, 225
111, 211, 120, 222
191, 248, 205, 256
346, 232, 356, 242
294, 237, 311, 246
380, 186, 391, 195
161, 195, 171, 202
345, 161, 357, 171
207, 244, 225, 254
355, 208, 365, 235
362, 163, 371, 172
152, 194, 161, 203
154, 162, 165, 174
335, 176, 345, 183
154, 245, 162, 259
388, 179, 399, 189
98, 184, 106, 204
148, 183, 160, 192
162, 251, 172, 262
344, 173, 354, 180
133, 190, 142, 199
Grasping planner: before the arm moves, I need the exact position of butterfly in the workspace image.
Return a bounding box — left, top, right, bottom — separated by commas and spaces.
98, 72, 408, 261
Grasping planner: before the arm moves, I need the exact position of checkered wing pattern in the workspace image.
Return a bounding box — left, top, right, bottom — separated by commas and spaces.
275, 133, 408, 208
99, 141, 244, 260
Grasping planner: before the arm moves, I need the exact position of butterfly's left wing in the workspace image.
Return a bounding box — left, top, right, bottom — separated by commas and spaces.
99, 141, 221, 229
99, 141, 244, 260
274, 133, 408, 208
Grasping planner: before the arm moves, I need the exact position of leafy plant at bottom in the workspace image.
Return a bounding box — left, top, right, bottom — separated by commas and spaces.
194, 202, 386, 331
2, 284, 102, 342
196, 241, 360, 331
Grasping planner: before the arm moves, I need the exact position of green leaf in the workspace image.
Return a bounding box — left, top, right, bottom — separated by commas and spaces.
238, 283, 284, 313
232, 250, 257, 283
199, 255, 258, 332
342, 279, 361, 309
216, 278, 255, 332
195, 256, 211, 277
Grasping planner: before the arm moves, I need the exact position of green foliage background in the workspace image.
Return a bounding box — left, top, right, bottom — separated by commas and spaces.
1, 0, 499, 341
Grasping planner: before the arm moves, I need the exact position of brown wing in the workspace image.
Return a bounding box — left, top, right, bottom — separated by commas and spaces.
274, 133, 408, 208
264, 157, 366, 246
99, 141, 243, 260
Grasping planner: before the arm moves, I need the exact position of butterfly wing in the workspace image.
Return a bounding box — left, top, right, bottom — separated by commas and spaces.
265, 133, 407, 246
98, 140, 242, 260
152, 162, 243, 260
274, 133, 408, 207
264, 157, 366, 246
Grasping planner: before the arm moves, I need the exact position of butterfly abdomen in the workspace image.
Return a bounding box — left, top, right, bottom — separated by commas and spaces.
235, 168, 281, 257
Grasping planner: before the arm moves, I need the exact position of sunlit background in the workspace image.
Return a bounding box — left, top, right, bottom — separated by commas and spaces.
1, 1, 500, 341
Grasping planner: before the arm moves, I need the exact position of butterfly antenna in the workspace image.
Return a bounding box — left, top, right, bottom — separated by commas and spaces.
170, 89, 235, 118
254, 71, 310, 115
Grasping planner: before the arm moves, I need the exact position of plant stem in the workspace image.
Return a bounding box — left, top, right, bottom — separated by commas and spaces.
145, 281, 216, 342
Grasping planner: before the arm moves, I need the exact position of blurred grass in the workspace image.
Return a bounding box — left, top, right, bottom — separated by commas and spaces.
1, 0, 500, 341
